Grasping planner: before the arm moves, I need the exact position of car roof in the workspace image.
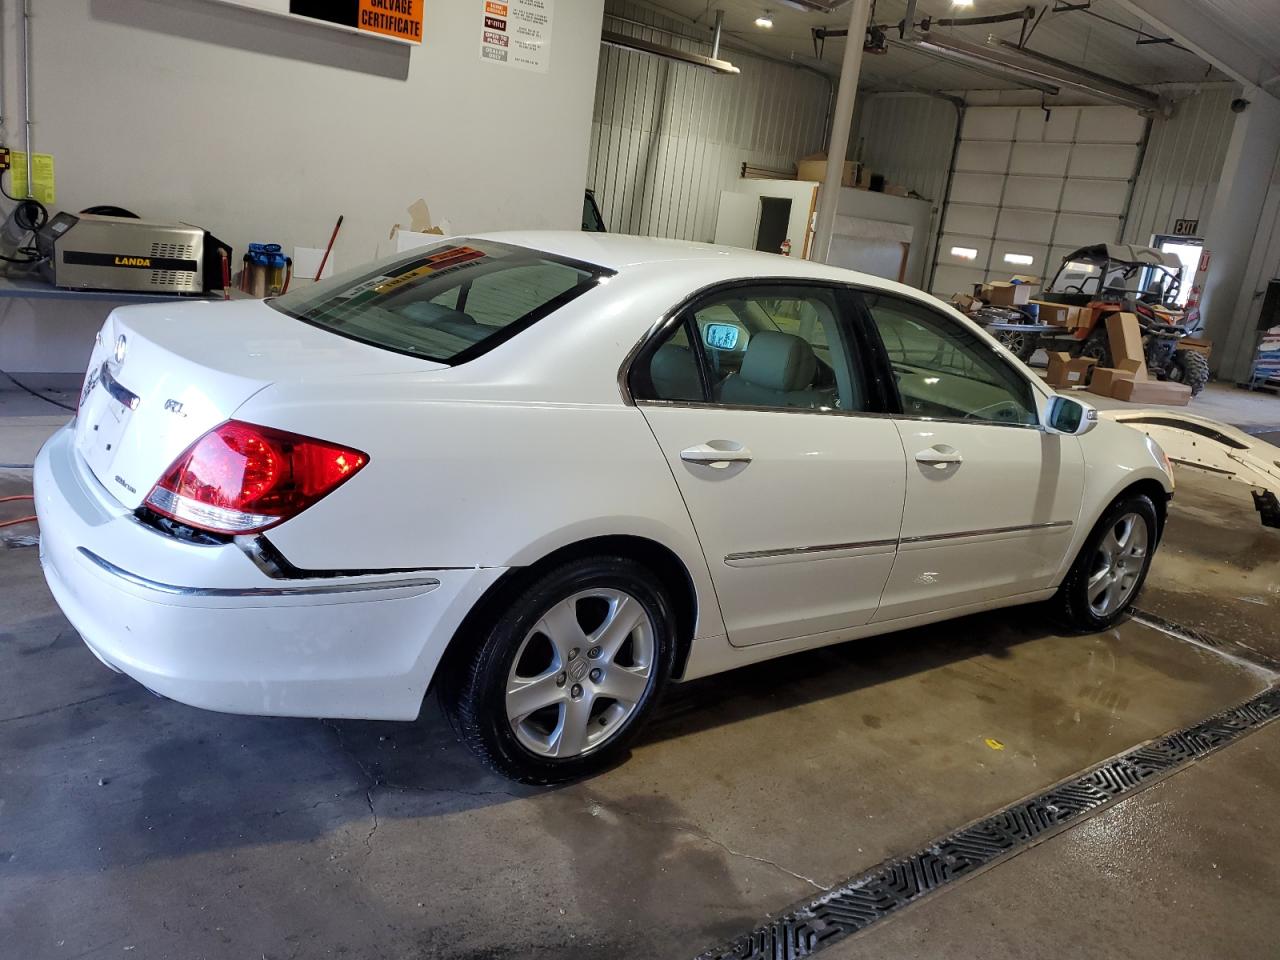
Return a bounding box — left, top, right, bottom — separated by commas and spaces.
471, 230, 900, 287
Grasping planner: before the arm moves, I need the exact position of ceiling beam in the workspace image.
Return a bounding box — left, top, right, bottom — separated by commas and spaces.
1108, 0, 1280, 93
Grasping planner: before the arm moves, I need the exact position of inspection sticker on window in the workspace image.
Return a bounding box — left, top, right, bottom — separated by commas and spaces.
704, 323, 744, 351
479, 0, 553, 73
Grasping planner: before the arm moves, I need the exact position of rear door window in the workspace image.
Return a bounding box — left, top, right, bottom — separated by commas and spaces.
269, 240, 610, 364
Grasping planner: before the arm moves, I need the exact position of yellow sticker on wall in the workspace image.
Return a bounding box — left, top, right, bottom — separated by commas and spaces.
9, 151, 55, 205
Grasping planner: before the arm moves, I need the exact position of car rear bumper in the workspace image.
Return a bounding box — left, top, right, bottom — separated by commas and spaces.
34, 424, 505, 721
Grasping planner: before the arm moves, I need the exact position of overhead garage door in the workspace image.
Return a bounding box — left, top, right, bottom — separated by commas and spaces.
931, 105, 1148, 298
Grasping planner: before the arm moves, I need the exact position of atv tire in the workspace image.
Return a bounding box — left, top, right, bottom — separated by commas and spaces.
1169, 349, 1210, 397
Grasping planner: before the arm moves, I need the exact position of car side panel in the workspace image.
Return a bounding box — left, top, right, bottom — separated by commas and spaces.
236, 387, 728, 642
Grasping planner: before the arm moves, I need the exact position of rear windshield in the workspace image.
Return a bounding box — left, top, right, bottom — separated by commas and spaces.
269, 239, 610, 364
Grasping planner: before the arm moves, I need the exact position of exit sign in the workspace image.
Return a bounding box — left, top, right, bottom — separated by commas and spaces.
1173, 218, 1199, 236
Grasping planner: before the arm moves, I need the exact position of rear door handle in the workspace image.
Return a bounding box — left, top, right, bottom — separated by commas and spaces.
681, 442, 753, 468
915, 444, 963, 467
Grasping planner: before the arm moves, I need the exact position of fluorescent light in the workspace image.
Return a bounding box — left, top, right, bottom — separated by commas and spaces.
952, 0, 975, 7
950, 246, 978, 260
1004, 252, 1035, 266
755, 13, 774, 28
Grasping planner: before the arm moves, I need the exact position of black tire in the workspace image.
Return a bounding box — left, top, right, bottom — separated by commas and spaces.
1079, 327, 1112, 367
1168, 349, 1210, 396
1050, 493, 1159, 633
444, 556, 676, 784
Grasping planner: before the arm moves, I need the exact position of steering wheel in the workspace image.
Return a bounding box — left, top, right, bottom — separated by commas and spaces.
1062, 284, 1086, 294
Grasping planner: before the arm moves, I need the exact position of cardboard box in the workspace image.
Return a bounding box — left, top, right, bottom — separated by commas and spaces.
951, 293, 981, 312
1111, 378, 1192, 406
1088, 367, 1139, 396
1066, 357, 1098, 386
1009, 274, 1041, 286
1106, 312, 1146, 368
1029, 300, 1082, 327
983, 281, 1032, 306
1046, 352, 1071, 383
1046, 352, 1098, 388
796, 152, 857, 187
884, 184, 909, 197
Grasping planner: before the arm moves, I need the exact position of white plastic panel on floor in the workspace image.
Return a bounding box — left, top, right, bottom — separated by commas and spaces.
931, 105, 1144, 298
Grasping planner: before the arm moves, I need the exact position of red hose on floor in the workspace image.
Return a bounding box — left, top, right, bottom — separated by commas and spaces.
0, 493, 36, 528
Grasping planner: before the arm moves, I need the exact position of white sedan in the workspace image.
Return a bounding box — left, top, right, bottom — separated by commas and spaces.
35, 233, 1173, 782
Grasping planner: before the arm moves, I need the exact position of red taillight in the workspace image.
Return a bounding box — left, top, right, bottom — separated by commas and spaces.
144, 421, 368, 534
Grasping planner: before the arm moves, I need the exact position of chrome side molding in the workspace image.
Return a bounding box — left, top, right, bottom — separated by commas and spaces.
725, 521, 1072, 565
899, 520, 1073, 545
725, 538, 898, 566
77, 547, 441, 599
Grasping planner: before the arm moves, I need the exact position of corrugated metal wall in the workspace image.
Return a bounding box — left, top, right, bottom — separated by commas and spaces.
1218, 145, 1280, 381
852, 93, 957, 285
852, 93, 958, 207
588, 0, 830, 242
1122, 87, 1238, 245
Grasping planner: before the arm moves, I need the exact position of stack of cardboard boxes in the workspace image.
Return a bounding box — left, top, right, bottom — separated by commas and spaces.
1084, 313, 1191, 406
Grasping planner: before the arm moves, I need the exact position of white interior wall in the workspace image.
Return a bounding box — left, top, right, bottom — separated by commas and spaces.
0, 0, 605, 372
834, 187, 932, 288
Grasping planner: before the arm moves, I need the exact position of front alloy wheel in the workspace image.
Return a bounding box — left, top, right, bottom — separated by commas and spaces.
1051, 493, 1158, 632
446, 557, 676, 783
1085, 512, 1149, 617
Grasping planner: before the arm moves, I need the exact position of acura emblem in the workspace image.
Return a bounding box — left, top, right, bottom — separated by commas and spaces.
113, 335, 127, 365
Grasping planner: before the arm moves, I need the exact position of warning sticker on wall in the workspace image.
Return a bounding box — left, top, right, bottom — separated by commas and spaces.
9, 151, 55, 205
289, 0, 423, 44
479, 0, 553, 73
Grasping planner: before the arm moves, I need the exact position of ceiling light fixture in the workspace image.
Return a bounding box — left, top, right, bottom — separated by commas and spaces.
951, 0, 975, 7
755, 12, 774, 28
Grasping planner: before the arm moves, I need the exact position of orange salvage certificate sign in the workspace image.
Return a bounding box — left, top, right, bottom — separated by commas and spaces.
357, 0, 423, 42
281, 0, 424, 44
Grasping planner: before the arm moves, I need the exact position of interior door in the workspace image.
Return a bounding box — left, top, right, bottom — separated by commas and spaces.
630, 283, 906, 647
856, 290, 1084, 621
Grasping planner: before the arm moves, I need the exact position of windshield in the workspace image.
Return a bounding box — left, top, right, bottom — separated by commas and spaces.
269, 240, 610, 364
1048, 257, 1181, 306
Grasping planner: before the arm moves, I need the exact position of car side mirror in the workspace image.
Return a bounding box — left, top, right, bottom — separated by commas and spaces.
1045, 395, 1098, 436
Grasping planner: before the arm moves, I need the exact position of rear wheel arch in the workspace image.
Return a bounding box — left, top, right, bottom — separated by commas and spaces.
433, 534, 700, 699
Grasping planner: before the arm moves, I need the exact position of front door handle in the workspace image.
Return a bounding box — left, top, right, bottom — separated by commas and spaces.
681, 441, 753, 469
915, 444, 963, 467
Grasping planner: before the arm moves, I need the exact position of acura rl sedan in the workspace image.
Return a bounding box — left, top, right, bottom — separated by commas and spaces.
35, 233, 1173, 782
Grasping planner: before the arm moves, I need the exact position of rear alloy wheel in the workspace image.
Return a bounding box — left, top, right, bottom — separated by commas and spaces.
1168, 349, 1210, 396
445, 557, 676, 783
1051, 494, 1158, 632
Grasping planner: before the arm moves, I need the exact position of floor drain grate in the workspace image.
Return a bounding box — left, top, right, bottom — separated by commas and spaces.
694, 686, 1280, 960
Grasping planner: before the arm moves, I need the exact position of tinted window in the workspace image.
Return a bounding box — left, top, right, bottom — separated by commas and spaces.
861, 292, 1038, 425
270, 240, 606, 364
636, 285, 867, 413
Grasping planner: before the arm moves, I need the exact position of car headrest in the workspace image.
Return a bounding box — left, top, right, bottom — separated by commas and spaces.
650, 343, 701, 399
738, 331, 817, 392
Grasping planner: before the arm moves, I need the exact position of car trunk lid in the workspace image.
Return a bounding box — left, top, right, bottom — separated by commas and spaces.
74, 298, 441, 509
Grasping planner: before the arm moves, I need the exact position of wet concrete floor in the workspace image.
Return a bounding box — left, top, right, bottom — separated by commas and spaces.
3, 434, 1279, 958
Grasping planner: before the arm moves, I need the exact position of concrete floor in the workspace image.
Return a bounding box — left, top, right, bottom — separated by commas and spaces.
3, 384, 1280, 959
